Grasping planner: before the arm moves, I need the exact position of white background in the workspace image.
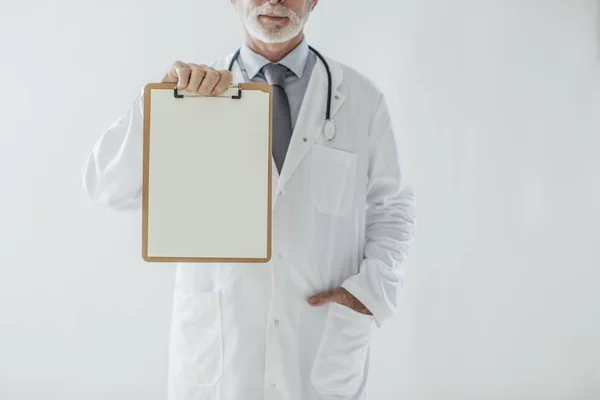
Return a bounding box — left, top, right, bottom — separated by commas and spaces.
1, 0, 599, 399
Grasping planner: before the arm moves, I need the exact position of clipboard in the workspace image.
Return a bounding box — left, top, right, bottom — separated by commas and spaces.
142, 82, 273, 263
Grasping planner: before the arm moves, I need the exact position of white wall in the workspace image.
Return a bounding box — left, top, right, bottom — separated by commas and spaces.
1, 0, 599, 399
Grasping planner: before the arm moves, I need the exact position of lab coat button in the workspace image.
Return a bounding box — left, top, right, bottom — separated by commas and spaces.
277, 253, 283, 259
274, 319, 279, 325
271, 384, 276, 388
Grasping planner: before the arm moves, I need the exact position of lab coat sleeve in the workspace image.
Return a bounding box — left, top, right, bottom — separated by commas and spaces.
81, 87, 145, 213
340, 92, 417, 328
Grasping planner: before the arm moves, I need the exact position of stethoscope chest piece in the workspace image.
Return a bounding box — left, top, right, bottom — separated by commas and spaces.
323, 119, 336, 141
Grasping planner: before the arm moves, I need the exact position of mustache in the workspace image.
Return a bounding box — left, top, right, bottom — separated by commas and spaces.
251, 3, 295, 18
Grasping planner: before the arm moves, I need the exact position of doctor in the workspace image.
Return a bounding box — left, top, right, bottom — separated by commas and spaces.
82, 0, 416, 399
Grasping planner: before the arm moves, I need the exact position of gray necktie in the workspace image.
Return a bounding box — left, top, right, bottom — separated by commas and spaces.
262, 63, 292, 174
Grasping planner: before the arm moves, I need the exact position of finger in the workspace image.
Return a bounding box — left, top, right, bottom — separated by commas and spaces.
161, 61, 186, 84
308, 293, 325, 305
211, 70, 233, 96
170, 61, 191, 89
329, 288, 345, 304
198, 68, 220, 96
308, 288, 336, 306
161, 72, 178, 83
186, 64, 207, 93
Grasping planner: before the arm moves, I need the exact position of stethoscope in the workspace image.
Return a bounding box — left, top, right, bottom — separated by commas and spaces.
228, 45, 336, 141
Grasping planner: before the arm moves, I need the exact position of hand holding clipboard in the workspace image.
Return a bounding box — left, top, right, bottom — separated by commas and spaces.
160, 61, 234, 97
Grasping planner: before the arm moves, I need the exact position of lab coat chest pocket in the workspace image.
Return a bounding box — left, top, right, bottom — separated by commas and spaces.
310, 145, 358, 217
170, 291, 223, 387
310, 302, 374, 397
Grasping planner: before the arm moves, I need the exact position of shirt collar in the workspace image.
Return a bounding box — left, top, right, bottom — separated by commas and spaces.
239, 36, 310, 79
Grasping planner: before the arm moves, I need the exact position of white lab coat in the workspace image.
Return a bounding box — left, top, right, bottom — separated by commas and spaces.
82, 51, 416, 400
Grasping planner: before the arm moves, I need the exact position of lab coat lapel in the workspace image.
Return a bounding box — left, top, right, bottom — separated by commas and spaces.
328, 59, 346, 120
276, 57, 346, 192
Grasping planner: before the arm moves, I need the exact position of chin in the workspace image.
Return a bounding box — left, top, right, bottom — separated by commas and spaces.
247, 20, 302, 44
255, 33, 290, 45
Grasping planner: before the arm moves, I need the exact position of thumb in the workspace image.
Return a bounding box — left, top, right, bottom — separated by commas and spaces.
308, 289, 338, 306
161, 71, 178, 83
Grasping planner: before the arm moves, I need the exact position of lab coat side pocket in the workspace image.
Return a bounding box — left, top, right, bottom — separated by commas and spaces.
169, 291, 224, 387
310, 301, 374, 398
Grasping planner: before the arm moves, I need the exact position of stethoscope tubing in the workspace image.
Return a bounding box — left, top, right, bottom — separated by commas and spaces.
227, 45, 334, 131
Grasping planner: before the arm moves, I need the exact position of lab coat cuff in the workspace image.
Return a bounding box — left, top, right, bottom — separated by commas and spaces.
340, 279, 391, 328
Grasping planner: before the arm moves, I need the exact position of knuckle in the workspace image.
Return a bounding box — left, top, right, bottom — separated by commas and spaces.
175, 61, 189, 70
176, 63, 190, 72
206, 69, 219, 80
220, 71, 233, 82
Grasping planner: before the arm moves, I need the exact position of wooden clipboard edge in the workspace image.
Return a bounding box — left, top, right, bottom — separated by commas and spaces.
239, 82, 272, 94
143, 255, 271, 263
141, 82, 273, 264
142, 83, 155, 263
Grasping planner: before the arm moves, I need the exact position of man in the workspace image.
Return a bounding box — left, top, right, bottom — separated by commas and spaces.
81, 0, 416, 399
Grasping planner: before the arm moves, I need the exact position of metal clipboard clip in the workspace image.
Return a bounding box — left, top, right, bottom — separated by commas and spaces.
174, 83, 242, 99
